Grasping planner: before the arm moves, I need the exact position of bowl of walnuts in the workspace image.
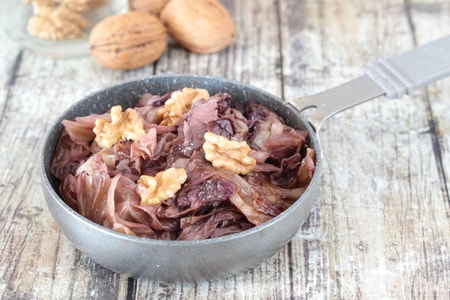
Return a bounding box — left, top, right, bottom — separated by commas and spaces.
3, 0, 237, 64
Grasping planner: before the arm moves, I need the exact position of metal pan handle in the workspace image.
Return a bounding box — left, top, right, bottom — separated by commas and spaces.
364, 34, 450, 99
290, 35, 450, 132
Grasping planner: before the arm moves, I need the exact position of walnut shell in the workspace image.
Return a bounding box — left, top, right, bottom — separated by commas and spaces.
160, 0, 236, 54
128, 0, 170, 16
63, 0, 110, 12
89, 11, 167, 70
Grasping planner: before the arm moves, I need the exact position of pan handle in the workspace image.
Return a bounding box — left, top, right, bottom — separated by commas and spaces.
290, 35, 450, 132
364, 34, 450, 99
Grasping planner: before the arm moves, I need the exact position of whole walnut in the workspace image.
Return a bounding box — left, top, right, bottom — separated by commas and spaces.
89, 11, 168, 70
128, 0, 170, 16
63, 0, 110, 12
160, 0, 236, 54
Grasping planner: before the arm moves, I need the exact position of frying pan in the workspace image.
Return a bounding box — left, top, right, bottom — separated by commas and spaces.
39, 36, 450, 282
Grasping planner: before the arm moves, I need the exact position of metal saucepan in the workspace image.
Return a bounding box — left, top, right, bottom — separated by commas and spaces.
39, 36, 450, 282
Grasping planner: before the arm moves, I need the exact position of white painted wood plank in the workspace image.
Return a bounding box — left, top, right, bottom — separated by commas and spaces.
0, 0, 448, 299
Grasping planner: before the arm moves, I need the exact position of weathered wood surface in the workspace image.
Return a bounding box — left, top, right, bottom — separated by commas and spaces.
1, 0, 449, 299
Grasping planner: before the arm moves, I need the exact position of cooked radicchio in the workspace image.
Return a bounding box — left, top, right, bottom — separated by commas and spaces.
51, 91, 316, 240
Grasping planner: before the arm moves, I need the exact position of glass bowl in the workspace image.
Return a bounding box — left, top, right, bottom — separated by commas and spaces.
2, 0, 128, 58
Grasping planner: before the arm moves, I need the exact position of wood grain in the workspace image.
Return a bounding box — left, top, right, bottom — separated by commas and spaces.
0, 0, 449, 299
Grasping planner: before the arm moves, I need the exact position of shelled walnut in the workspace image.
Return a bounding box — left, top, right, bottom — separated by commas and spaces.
25, 0, 109, 41
203, 132, 256, 175
136, 168, 188, 206
158, 88, 210, 126
93, 105, 146, 148
27, 1, 88, 40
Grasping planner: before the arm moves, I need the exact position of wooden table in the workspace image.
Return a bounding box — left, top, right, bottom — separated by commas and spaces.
1, 0, 449, 299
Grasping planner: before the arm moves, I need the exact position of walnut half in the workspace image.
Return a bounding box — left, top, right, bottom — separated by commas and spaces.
158, 88, 210, 126
136, 168, 188, 206
203, 132, 256, 175
93, 105, 146, 148
27, 1, 88, 40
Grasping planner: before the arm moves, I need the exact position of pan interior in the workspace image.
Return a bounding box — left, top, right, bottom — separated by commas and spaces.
41, 74, 321, 245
